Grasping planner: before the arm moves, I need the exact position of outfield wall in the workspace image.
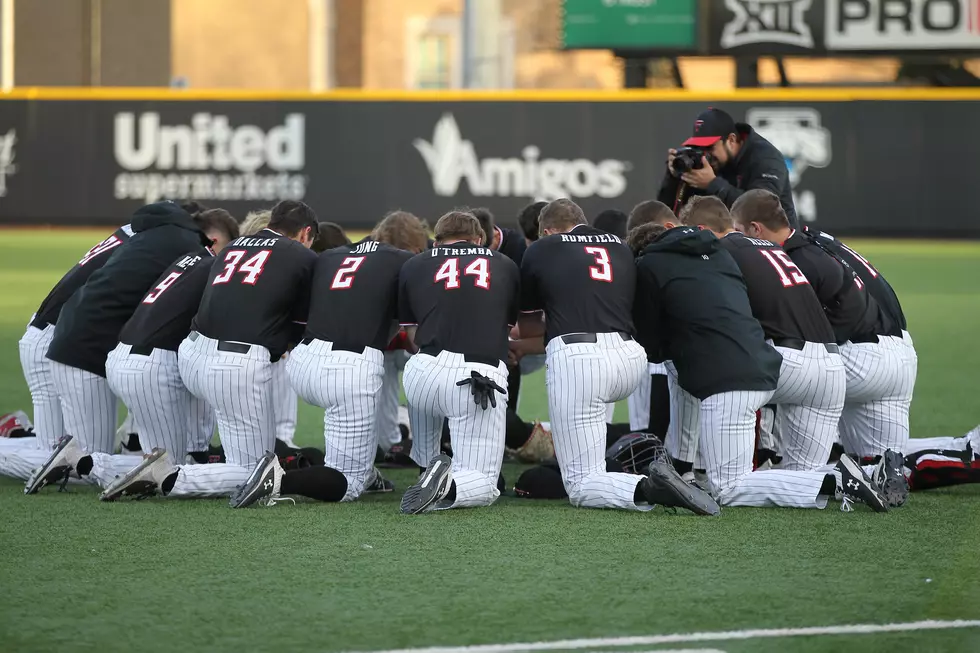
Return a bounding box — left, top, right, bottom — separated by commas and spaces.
0, 88, 977, 236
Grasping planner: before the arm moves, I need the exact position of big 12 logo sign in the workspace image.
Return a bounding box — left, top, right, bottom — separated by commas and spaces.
827, 0, 980, 49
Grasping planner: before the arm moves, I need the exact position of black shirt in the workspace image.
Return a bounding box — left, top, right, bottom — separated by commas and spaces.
634, 226, 781, 399
306, 240, 413, 351
194, 228, 318, 361
118, 251, 214, 352
803, 227, 906, 336
521, 225, 635, 343
782, 230, 884, 344
32, 224, 134, 329
399, 243, 520, 364
718, 231, 835, 344
47, 203, 212, 377
494, 226, 527, 266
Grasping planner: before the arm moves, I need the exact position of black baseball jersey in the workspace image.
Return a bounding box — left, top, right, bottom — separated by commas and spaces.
118, 251, 215, 352
194, 228, 318, 361
47, 202, 212, 377
521, 225, 635, 343
306, 240, 414, 350
804, 228, 906, 336
494, 226, 527, 266
782, 230, 883, 344
718, 232, 834, 344
399, 243, 520, 363
31, 225, 134, 329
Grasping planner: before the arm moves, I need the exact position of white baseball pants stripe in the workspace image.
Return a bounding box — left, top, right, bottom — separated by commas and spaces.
375, 350, 408, 450
839, 334, 916, 457
48, 360, 118, 454
174, 333, 275, 497
271, 356, 298, 442
699, 389, 829, 508
404, 351, 507, 509
627, 371, 651, 431
18, 323, 64, 449
546, 334, 648, 510
770, 343, 847, 470
287, 340, 385, 501
664, 360, 700, 464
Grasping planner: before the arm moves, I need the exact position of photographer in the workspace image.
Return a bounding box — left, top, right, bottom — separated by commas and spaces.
657, 108, 798, 228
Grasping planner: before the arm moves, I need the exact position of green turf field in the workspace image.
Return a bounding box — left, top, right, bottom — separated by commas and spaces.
0, 229, 978, 653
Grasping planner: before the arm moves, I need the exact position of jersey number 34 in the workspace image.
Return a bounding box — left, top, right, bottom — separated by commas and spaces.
212, 249, 271, 286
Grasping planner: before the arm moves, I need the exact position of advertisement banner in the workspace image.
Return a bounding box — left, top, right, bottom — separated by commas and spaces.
0, 96, 976, 237
825, 0, 980, 50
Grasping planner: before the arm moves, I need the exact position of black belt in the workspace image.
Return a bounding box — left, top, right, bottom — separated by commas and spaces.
300, 337, 365, 354
772, 338, 840, 355
419, 346, 499, 367
30, 317, 51, 330
849, 334, 880, 344
128, 344, 156, 356
560, 332, 632, 345
188, 331, 251, 354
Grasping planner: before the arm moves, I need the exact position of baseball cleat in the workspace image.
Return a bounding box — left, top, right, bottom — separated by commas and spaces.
872, 449, 909, 508
229, 452, 286, 508
400, 454, 453, 514
99, 449, 174, 502
24, 435, 83, 495
836, 453, 888, 513
640, 461, 720, 516
362, 468, 394, 494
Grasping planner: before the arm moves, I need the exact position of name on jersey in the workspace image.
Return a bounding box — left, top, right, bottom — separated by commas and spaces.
429, 246, 494, 257
175, 254, 203, 269
559, 233, 622, 244
744, 236, 776, 248
351, 241, 379, 254
230, 236, 279, 248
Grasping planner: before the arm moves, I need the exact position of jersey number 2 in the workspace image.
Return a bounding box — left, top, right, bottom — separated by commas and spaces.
330, 256, 365, 289
212, 249, 271, 286
761, 250, 808, 287
585, 246, 613, 282
435, 258, 490, 290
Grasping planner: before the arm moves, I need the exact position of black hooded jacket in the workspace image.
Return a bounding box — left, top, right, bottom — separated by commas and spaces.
658, 125, 798, 228
633, 226, 782, 400
47, 202, 212, 377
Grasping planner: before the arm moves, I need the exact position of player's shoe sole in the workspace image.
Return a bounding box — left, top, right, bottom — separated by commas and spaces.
363, 468, 394, 494
400, 454, 453, 514
837, 453, 888, 513
873, 449, 909, 508
641, 461, 720, 516
229, 451, 283, 509
99, 449, 172, 502
24, 435, 80, 495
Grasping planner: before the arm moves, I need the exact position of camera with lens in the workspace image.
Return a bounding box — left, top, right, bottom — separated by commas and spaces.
671, 146, 705, 174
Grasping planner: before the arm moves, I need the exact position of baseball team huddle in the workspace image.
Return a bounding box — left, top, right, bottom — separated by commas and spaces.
1, 179, 978, 516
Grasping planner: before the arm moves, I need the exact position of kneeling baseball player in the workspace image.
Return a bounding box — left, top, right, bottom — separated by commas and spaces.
229, 212, 428, 508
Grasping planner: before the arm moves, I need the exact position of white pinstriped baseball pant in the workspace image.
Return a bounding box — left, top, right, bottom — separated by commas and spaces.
48, 360, 118, 455
174, 333, 275, 497
546, 333, 648, 510
271, 356, 298, 443
769, 343, 847, 470
287, 340, 385, 501
839, 332, 916, 457
626, 362, 668, 432
699, 389, 830, 508
664, 360, 700, 465
374, 350, 409, 450
404, 350, 508, 509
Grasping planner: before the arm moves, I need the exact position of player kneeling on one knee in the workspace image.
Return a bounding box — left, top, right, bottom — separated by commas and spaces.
230, 211, 430, 508
629, 208, 890, 512
517, 198, 718, 515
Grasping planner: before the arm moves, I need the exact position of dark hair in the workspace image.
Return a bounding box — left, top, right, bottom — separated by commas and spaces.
731, 189, 790, 231
628, 200, 675, 232
372, 211, 429, 253
679, 196, 733, 233
194, 208, 240, 243
268, 200, 318, 239
470, 207, 495, 247
592, 209, 628, 239
539, 198, 587, 234
517, 201, 547, 242
312, 222, 352, 253
180, 201, 209, 217
626, 222, 667, 255
434, 210, 485, 244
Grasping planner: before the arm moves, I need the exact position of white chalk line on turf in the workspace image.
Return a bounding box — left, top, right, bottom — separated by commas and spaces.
347, 619, 980, 653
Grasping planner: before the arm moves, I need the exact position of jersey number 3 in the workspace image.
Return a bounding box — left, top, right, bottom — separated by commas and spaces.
761, 250, 808, 287
212, 249, 271, 286
435, 258, 490, 290
585, 246, 613, 283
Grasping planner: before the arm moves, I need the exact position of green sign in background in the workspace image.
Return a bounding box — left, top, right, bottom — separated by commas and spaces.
561, 0, 698, 50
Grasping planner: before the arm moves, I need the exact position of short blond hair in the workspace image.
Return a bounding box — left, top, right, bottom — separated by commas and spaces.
241, 210, 272, 236
679, 196, 733, 233
372, 211, 429, 253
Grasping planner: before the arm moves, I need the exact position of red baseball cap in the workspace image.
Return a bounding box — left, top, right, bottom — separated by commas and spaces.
683, 108, 737, 147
